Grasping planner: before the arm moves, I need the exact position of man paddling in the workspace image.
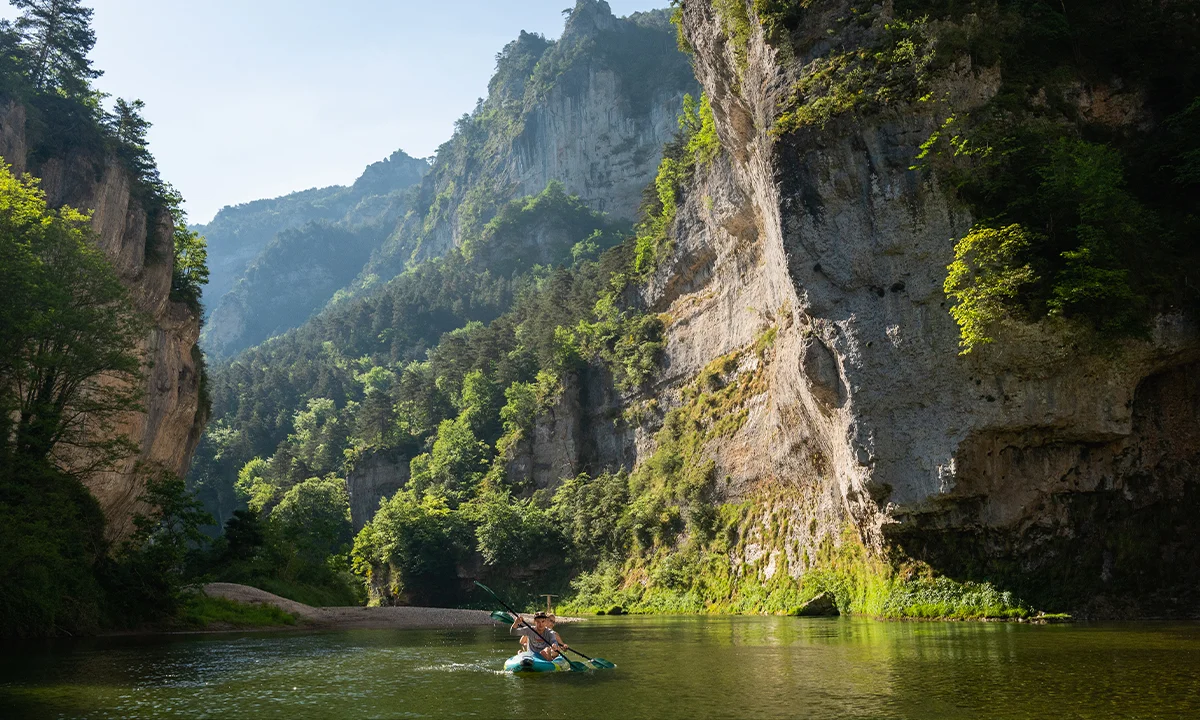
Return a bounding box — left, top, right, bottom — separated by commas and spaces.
511, 611, 569, 661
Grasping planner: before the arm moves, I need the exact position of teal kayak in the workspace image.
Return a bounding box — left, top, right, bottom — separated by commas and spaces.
503, 651, 571, 674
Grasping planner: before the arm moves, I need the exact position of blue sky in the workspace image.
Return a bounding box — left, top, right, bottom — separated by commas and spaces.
1, 1, 668, 223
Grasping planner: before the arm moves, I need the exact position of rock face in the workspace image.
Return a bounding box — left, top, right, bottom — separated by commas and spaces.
370, 0, 698, 273
0, 101, 206, 539
793, 591, 838, 617
346, 450, 410, 530
573, 1, 1200, 615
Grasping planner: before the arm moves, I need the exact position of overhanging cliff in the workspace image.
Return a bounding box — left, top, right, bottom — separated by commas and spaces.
553, 0, 1200, 617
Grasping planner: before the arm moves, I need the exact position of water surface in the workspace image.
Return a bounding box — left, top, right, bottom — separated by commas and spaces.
2, 616, 1198, 719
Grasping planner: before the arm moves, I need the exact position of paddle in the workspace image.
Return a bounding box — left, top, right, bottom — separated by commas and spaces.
489, 609, 615, 669
474, 581, 608, 672
561, 646, 616, 670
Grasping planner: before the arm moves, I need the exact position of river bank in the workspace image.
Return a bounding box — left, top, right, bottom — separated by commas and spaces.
151, 583, 584, 635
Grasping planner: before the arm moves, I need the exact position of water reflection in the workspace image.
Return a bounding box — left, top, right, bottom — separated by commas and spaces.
1, 618, 1198, 719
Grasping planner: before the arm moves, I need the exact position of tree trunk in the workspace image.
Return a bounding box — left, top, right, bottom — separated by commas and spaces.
31, 3, 61, 90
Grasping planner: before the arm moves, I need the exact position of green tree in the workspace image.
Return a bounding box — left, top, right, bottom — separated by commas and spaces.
103, 469, 214, 624
408, 417, 489, 502
457, 369, 502, 442
0, 163, 145, 475
108, 97, 164, 197
352, 491, 467, 606
290, 397, 351, 478
350, 365, 397, 454
171, 222, 208, 308
944, 224, 1038, 354
465, 489, 562, 568
235, 457, 277, 514
272, 476, 353, 562
393, 361, 454, 447
12, 0, 100, 95
551, 471, 631, 563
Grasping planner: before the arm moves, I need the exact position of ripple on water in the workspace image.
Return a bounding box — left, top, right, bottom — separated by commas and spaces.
2, 619, 1199, 720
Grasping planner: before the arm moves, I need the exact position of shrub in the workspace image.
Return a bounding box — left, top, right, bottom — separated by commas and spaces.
944, 224, 1038, 354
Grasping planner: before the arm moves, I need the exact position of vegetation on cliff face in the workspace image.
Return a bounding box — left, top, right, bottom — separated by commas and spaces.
727, 0, 1199, 352
0, 0, 212, 638
634, 92, 719, 276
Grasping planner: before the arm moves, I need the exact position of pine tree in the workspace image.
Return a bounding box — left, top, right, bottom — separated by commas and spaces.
109, 97, 162, 190
12, 0, 101, 94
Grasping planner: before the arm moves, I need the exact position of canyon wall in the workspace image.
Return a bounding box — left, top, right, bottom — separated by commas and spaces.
649, 0, 1200, 614
521, 1, 1199, 616
0, 100, 206, 539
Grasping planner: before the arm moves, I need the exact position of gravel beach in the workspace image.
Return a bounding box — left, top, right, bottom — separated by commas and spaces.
203, 583, 580, 630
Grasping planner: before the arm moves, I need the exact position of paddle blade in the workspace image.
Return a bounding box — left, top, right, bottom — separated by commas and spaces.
490, 610, 514, 624
588, 657, 616, 669
567, 659, 588, 672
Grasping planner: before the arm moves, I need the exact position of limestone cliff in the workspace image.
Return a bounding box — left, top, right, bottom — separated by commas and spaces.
365, 0, 698, 277
656, 0, 1199, 615
534, 1, 1199, 616
0, 100, 205, 539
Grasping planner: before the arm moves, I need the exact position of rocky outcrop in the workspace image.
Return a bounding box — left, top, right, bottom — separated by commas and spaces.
0, 100, 206, 539
371, 0, 698, 272
346, 450, 410, 530
499, 366, 636, 493
504, 378, 585, 492
572, 1, 1200, 615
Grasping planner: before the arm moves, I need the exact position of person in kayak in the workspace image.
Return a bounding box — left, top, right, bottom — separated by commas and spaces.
511, 611, 569, 661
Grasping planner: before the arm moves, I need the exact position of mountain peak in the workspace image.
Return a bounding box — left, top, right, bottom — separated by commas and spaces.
352, 150, 430, 197
561, 0, 618, 45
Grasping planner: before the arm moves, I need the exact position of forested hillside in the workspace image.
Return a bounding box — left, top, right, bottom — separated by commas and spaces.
0, 0, 212, 637
199, 150, 430, 358
187, 0, 698, 605
193, 0, 1198, 620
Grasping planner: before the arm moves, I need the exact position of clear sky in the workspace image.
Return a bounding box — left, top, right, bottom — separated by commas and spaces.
0, 1, 668, 223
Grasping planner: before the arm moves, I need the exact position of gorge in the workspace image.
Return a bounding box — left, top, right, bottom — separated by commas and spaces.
2, 0, 1197, 644
191, 0, 1200, 620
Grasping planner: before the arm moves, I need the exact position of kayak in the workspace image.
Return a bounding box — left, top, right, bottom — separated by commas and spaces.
503, 651, 572, 674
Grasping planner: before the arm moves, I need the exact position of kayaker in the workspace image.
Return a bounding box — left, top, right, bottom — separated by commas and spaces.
511, 611, 569, 661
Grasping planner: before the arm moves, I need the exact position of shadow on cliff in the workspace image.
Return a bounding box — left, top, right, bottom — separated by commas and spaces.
887, 361, 1200, 619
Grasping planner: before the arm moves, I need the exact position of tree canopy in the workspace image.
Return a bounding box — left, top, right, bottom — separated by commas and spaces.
10, 0, 100, 95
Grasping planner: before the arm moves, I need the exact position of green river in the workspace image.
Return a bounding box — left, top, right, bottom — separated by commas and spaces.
1, 617, 1198, 719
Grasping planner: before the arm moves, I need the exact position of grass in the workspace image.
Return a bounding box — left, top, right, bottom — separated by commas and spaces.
179, 594, 297, 629
247, 577, 360, 607
560, 514, 1035, 622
